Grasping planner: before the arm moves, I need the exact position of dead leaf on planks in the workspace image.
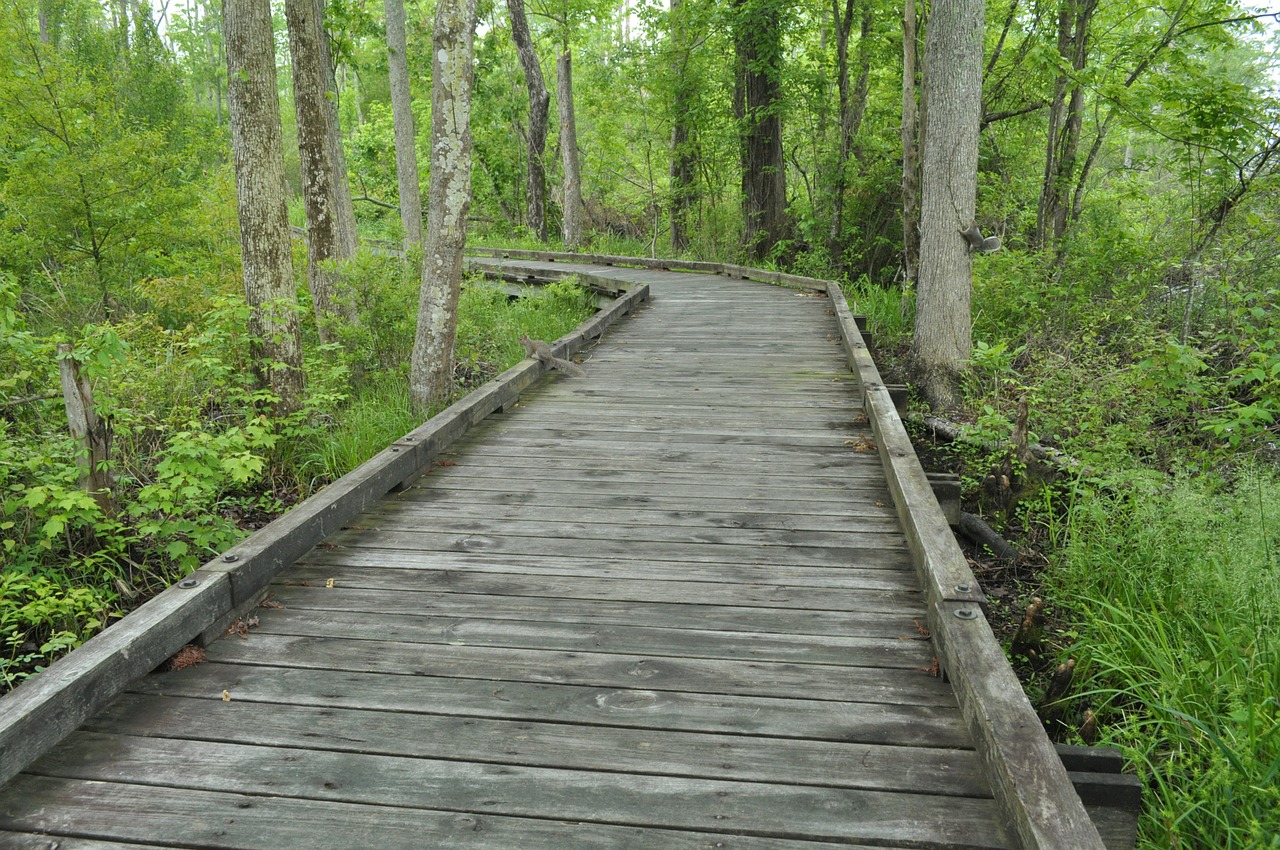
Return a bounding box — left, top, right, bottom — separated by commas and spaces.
225, 615, 260, 639
845, 435, 876, 452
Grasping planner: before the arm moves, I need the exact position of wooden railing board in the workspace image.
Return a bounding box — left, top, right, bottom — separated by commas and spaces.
0, 281, 647, 790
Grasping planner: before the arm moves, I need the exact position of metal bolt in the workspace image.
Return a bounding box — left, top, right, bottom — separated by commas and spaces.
178, 578, 199, 589
391, 447, 400, 452
223, 553, 239, 563
956, 583, 972, 593
954, 608, 978, 620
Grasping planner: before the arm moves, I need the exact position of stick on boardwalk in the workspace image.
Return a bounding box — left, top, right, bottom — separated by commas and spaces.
0, 263, 1124, 849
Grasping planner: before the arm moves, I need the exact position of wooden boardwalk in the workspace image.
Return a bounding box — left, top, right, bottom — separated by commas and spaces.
0, 263, 1126, 848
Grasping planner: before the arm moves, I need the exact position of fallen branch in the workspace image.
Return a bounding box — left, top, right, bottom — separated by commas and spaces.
1, 391, 59, 410
958, 511, 1018, 560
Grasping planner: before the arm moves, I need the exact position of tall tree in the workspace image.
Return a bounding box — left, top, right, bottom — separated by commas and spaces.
829, 0, 872, 260
508, 0, 550, 241
285, 0, 354, 338
732, 0, 788, 262
668, 0, 698, 254
410, 0, 479, 408
912, 0, 984, 410
557, 47, 586, 249
385, 0, 423, 246
1033, 0, 1097, 248
315, 0, 359, 257
224, 0, 304, 412
901, 0, 921, 285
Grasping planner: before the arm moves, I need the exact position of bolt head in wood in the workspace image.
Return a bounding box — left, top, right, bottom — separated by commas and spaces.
178, 578, 199, 589
955, 608, 978, 620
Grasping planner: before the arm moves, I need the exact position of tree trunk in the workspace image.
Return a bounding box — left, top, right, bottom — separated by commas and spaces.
829, 0, 871, 260
409, 0, 478, 409
668, 0, 696, 254
315, 0, 359, 258
507, 0, 550, 242
901, 0, 921, 286
57, 344, 116, 518
557, 49, 585, 250
733, 0, 788, 262
385, 0, 423, 247
912, 0, 984, 411
285, 0, 353, 340
1034, 0, 1096, 248
224, 0, 304, 413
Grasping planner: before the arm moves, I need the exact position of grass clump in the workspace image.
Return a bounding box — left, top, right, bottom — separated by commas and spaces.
1053, 471, 1280, 849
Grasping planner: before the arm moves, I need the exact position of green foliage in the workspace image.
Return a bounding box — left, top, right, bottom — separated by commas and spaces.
1052, 471, 1280, 849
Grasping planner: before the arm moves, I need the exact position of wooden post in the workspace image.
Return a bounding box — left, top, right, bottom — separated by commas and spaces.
57, 343, 116, 516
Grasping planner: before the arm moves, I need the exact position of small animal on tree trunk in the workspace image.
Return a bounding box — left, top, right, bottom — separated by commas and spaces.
959, 222, 1001, 253
520, 335, 585, 376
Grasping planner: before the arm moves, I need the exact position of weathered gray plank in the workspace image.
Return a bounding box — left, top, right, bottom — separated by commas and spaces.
132, 662, 975, 748
0, 775, 884, 850
203, 633, 956, 705
86, 694, 986, 796
337, 515, 908, 552
360, 500, 903, 532
277, 566, 923, 617
321, 527, 907, 567
235, 605, 937, 668
24, 734, 1013, 848
392, 486, 897, 518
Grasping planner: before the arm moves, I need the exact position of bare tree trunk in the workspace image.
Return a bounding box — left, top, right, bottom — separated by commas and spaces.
668, 0, 696, 254
912, 0, 984, 411
829, 0, 871, 260
57, 344, 116, 518
901, 0, 921, 286
1034, 0, 1097, 248
410, 0, 478, 409
733, 0, 788, 262
558, 49, 585, 250
385, 0, 423, 247
285, 0, 354, 340
315, 0, 359, 258
225, 0, 304, 413
507, 0, 550, 241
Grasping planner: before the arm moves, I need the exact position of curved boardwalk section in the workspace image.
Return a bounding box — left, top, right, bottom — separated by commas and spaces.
5, 268, 1027, 847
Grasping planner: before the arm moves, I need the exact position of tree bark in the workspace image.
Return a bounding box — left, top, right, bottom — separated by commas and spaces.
385, 0, 423, 247
315, 0, 359, 258
409, 0, 478, 409
1034, 0, 1096, 248
901, 0, 921, 286
557, 49, 586, 250
829, 0, 871, 259
57, 344, 116, 518
508, 0, 550, 241
224, 0, 304, 413
733, 0, 788, 262
668, 0, 697, 254
285, 0, 353, 340
912, 0, 984, 411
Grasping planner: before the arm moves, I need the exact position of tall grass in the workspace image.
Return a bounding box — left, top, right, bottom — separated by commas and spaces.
1053, 470, 1280, 849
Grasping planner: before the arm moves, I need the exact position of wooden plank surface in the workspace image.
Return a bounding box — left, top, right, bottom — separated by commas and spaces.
0, 266, 1022, 849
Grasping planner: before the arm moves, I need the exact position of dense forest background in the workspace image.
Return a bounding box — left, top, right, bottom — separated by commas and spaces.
2, 0, 1279, 846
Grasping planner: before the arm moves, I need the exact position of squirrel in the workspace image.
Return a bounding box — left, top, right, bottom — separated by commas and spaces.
520, 335, 586, 377
959, 222, 1001, 253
